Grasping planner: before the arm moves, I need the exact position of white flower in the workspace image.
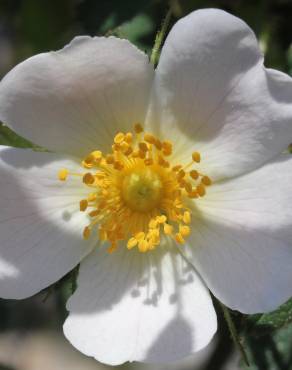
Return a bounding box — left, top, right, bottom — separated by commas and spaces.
0, 8, 292, 365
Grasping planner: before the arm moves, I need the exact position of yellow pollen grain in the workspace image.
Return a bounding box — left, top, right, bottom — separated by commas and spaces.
58, 168, 69, 181
192, 152, 201, 163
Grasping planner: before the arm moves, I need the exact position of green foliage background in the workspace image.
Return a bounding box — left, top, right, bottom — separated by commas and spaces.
0, 0, 291, 369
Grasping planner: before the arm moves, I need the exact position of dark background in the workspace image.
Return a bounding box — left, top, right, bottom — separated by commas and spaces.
0, 1, 291, 369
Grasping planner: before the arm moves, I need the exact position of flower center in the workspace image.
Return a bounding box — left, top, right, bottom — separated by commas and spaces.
58, 124, 212, 253
122, 167, 163, 212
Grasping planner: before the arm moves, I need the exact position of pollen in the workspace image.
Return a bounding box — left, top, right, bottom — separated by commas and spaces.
58, 124, 212, 253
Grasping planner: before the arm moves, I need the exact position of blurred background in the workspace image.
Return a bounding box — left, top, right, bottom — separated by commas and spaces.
0, 0, 292, 369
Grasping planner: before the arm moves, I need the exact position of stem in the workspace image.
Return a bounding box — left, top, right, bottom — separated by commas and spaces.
150, 8, 172, 66
219, 301, 250, 367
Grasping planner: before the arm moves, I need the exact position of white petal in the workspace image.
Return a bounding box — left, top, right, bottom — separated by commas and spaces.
0, 146, 94, 299
148, 9, 292, 179
64, 245, 217, 365
184, 154, 292, 313
0, 37, 154, 156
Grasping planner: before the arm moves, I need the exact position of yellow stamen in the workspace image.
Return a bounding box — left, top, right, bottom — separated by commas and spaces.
59, 125, 212, 253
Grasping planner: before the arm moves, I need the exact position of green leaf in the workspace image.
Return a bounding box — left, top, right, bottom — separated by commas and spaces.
0, 123, 33, 148
246, 298, 292, 335
243, 323, 292, 370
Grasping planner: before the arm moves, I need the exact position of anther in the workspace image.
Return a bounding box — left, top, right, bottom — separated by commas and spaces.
144, 133, 156, 144
202, 176, 212, 186
154, 139, 162, 150
87, 193, 97, 202
184, 182, 193, 193
196, 184, 206, 197
175, 233, 185, 244
162, 141, 172, 156
114, 161, 124, 171
127, 237, 138, 249
134, 123, 143, 134
58, 168, 69, 181
177, 169, 186, 180
179, 225, 190, 237
190, 170, 199, 180
192, 152, 201, 163
164, 223, 173, 235
138, 239, 149, 253
144, 158, 154, 166
172, 165, 182, 172
138, 150, 146, 159
183, 211, 191, 224
106, 154, 114, 164
91, 151, 102, 160
83, 226, 91, 240
114, 132, 125, 144
138, 142, 148, 152
125, 132, 133, 144
83, 173, 95, 185
80, 199, 88, 212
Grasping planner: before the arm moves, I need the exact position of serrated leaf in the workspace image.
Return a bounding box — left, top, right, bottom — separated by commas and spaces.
246, 298, 292, 335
